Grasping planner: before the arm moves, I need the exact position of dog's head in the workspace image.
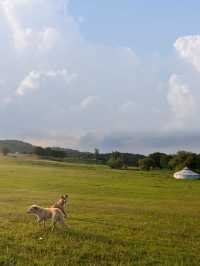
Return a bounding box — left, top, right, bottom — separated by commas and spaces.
27, 205, 40, 214
61, 194, 68, 201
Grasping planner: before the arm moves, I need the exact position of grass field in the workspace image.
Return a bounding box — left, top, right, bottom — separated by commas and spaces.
0, 157, 200, 266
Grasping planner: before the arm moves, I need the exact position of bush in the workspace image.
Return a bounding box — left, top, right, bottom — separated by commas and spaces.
107, 157, 124, 169
2, 147, 10, 156
138, 158, 156, 170
160, 154, 172, 169
168, 151, 198, 171
34, 146, 65, 158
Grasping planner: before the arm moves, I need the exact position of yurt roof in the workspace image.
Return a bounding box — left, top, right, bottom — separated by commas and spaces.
175, 167, 199, 175
174, 167, 200, 179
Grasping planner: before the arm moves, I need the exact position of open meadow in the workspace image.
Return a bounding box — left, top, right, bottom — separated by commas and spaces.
0, 157, 200, 266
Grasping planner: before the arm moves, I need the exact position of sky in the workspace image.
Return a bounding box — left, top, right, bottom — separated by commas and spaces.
0, 0, 200, 154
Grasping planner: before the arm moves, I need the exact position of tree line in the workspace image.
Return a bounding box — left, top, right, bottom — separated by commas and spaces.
136, 151, 200, 171
107, 151, 200, 171
33, 147, 200, 171
2, 144, 200, 171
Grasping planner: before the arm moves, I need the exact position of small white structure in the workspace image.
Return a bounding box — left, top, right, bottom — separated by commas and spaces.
174, 167, 200, 180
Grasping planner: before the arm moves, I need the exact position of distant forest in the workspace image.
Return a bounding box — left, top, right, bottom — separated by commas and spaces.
0, 140, 200, 171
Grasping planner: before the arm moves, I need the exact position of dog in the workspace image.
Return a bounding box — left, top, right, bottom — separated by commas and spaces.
27, 204, 65, 231
51, 194, 68, 217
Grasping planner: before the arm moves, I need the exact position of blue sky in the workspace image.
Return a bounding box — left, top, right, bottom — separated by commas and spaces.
69, 0, 200, 55
0, 0, 200, 153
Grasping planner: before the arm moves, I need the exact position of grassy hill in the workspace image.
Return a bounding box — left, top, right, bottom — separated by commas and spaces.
0, 157, 200, 265
0, 140, 34, 154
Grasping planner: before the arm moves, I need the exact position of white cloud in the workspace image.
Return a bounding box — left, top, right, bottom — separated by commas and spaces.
45, 69, 78, 84
16, 71, 41, 96
119, 101, 136, 113
17, 69, 77, 96
175, 35, 200, 72
167, 74, 196, 126
80, 96, 100, 110
1, 0, 60, 51
34, 27, 60, 52
0, 0, 200, 152
1, 0, 27, 50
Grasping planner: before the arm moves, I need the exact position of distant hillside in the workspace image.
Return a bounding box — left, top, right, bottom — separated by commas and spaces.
0, 140, 34, 154
51, 147, 81, 156
0, 140, 145, 167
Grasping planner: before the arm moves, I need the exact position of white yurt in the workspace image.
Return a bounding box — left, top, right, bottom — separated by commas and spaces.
174, 167, 200, 180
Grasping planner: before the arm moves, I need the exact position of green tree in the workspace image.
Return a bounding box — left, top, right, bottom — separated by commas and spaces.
138, 158, 156, 170
34, 146, 46, 156
160, 154, 172, 169
2, 147, 10, 156
94, 148, 100, 162
149, 152, 167, 168
107, 156, 124, 169
107, 152, 125, 169
168, 151, 197, 170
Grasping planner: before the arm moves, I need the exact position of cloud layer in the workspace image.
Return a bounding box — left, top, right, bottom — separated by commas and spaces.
167, 74, 196, 128
0, 0, 200, 153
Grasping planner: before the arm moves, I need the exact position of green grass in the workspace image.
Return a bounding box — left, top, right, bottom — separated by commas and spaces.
0, 157, 200, 266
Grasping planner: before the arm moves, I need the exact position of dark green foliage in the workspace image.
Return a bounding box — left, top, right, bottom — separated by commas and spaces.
160, 154, 172, 169
34, 146, 66, 158
2, 139, 200, 172
149, 152, 167, 168
99, 153, 144, 167
168, 151, 199, 170
107, 152, 125, 169
94, 148, 100, 162
138, 157, 156, 170
1, 147, 10, 156
34, 146, 45, 156
141, 151, 200, 171
148, 153, 173, 169
120, 153, 145, 167
107, 157, 124, 169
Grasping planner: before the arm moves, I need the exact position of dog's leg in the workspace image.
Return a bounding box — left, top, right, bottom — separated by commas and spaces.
37, 217, 42, 228
51, 218, 56, 232
59, 218, 65, 226
51, 222, 55, 232
59, 217, 69, 229
43, 220, 46, 229
62, 209, 66, 217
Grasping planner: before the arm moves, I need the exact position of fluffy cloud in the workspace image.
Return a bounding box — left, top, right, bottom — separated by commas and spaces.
175, 35, 200, 72
1, 0, 66, 52
167, 74, 196, 126
1, 0, 26, 50
80, 96, 100, 110
0, 0, 200, 152
16, 71, 40, 96
16, 69, 77, 96
119, 101, 136, 113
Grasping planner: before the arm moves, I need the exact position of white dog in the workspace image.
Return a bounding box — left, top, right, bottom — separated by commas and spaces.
27, 204, 66, 231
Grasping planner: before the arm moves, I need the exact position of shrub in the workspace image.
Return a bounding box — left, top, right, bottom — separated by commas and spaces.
138, 158, 156, 170
2, 147, 10, 156
107, 157, 124, 169
168, 151, 198, 171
